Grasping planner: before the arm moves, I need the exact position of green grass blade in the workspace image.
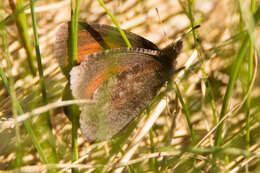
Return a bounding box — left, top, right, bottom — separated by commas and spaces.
201, 68, 218, 124
97, 0, 132, 48
238, 0, 256, 44
1, 23, 22, 170
69, 0, 79, 67
178, 0, 199, 47
149, 129, 158, 172
215, 0, 257, 147
0, 66, 49, 164
9, 0, 36, 76
29, 0, 58, 169
214, 35, 249, 146
242, 0, 255, 151
0, 0, 38, 26
69, 0, 80, 172
174, 82, 197, 143
0, 68, 9, 91
30, 0, 47, 104
254, 5, 260, 22
187, 0, 198, 46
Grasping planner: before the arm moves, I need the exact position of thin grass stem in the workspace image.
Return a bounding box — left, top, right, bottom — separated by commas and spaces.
0, 67, 49, 164
1, 24, 22, 169
0, 0, 38, 27
187, 0, 198, 46
244, 0, 255, 152
9, 0, 36, 76
214, 35, 248, 146
70, 1, 80, 172
174, 82, 197, 143
29, 0, 58, 170
97, 0, 132, 48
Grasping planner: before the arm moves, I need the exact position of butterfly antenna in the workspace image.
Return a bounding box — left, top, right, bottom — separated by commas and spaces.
155, 8, 170, 43
174, 25, 200, 43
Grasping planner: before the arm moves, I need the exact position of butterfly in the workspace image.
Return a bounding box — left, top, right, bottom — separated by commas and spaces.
55, 22, 182, 142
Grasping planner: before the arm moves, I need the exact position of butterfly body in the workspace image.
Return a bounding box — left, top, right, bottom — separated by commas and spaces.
55, 22, 182, 142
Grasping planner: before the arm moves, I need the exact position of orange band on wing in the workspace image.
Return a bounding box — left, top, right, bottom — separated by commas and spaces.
78, 43, 103, 63
85, 66, 131, 99
77, 43, 124, 64
77, 32, 125, 63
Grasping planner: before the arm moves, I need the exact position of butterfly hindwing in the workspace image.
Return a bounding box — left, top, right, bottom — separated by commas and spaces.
70, 48, 168, 141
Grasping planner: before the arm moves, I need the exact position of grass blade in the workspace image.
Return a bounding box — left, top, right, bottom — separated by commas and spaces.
214, 35, 249, 146
69, 0, 80, 172
174, 82, 197, 143
29, 0, 58, 169
1, 22, 22, 170
8, 0, 36, 76
97, 0, 132, 48
0, 66, 49, 164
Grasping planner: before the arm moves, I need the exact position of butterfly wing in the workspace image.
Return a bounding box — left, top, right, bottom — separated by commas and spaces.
55, 22, 159, 68
70, 48, 169, 142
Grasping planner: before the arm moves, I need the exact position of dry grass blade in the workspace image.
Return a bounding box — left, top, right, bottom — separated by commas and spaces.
0, 99, 94, 131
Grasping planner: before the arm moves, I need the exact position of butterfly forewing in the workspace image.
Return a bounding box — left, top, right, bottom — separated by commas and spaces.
55, 22, 159, 69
